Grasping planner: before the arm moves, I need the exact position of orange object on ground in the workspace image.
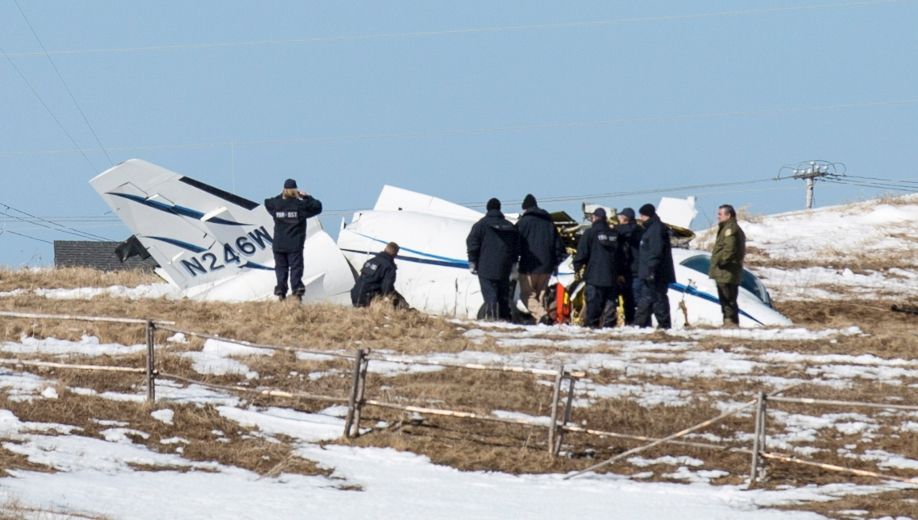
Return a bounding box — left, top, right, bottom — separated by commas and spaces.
555, 283, 571, 324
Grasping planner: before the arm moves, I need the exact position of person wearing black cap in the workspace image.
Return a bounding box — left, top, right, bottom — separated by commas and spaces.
467, 198, 520, 321
516, 194, 567, 323
614, 207, 642, 325
634, 203, 675, 328
573, 208, 624, 328
264, 179, 323, 301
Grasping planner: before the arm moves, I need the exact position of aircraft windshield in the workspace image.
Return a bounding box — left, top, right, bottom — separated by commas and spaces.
680, 254, 774, 308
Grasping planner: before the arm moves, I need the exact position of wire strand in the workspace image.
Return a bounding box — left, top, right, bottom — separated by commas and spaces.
840, 174, 918, 185
2, 98, 918, 158
823, 179, 916, 192
0, 203, 113, 241
1, 0, 910, 58
464, 178, 778, 207
0, 46, 98, 172
0, 228, 53, 245
13, 0, 114, 166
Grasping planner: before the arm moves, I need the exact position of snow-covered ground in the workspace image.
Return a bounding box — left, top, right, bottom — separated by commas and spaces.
693, 194, 918, 300
0, 283, 181, 300
0, 323, 915, 519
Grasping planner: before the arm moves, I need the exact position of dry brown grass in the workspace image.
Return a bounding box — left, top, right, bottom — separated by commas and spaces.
776, 489, 918, 519
0, 294, 475, 355
0, 391, 326, 477
747, 247, 918, 273
0, 499, 110, 520
0, 267, 159, 293
0, 443, 53, 477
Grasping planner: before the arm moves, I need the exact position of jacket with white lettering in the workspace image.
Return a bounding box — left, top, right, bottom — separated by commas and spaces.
264, 195, 323, 253
573, 220, 623, 288
350, 251, 398, 307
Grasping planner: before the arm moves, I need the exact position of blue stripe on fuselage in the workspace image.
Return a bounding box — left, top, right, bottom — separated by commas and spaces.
340, 248, 469, 269
669, 282, 763, 325
349, 232, 469, 266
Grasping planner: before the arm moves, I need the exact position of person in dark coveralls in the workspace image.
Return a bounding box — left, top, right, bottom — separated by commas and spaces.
614, 207, 642, 325
634, 203, 675, 329
516, 194, 567, 323
709, 204, 746, 327
264, 179, 323, 301
466, 198, 520, 321
351, 242, 406, 308
573, 208, 623, 328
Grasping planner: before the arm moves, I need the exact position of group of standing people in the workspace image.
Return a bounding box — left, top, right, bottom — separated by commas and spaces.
573, 203, 674, 329
267, 179, 747, 329
464, 194, 676, 328
466, 195, 566, 322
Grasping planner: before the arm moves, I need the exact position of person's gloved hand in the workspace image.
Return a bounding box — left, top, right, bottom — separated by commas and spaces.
469, 262, 477, 275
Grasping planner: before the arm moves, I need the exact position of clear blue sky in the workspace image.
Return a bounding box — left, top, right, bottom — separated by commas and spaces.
1, 0, 917, 266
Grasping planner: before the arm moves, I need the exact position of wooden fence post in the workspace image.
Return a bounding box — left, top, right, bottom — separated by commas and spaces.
749, 391, 766, 486
145, 320, 156, 404
553, 375, 577, 456
350, 352, 370, 438
548, 366, 564, 456
343, 349, 367, 438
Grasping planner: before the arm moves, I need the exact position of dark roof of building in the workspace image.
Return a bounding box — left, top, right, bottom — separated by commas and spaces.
54, 241, 158, 272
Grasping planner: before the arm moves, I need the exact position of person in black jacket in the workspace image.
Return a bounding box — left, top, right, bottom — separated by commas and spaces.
516, 194, 567, 323
634, 203, 675, 329
351, 242, 405, 308
614, 207, 642, 325
264, 179, 323, 301
467, 198, 520, 321
573, 208, 623, 328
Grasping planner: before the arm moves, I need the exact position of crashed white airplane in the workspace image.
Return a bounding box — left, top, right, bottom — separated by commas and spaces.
91, 159, 791, 327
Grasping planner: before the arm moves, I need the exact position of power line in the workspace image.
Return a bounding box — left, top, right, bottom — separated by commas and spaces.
1, 0, 910, 58
0, 208, 104, 241
3, 97, 918, 158
840, 174, 918, 186
0, 45, 98, 172
0, 202, 113, 241
0, 228, 53, 245
824, 178, 916, 192
13, 0, 114, 166
463, 178, 778, 207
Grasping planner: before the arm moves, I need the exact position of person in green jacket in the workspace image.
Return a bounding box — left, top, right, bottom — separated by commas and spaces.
709, 204, 746, 327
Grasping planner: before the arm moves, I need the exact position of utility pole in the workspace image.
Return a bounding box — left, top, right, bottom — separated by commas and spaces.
776, 160, 844, 209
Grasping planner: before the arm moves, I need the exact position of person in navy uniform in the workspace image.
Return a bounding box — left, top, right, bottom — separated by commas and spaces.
614, 207, 642, 325
466, 198, 520, 321
264, 179, 322, 301
351, 242, 405, 308
573, 208, 624, 328
634, 203, 675, 329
